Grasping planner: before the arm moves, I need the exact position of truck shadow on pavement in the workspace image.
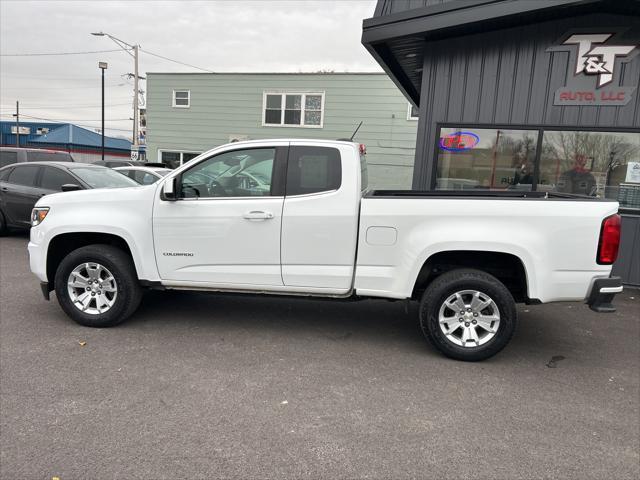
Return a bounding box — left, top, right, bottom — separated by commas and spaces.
123, 289, 589, 363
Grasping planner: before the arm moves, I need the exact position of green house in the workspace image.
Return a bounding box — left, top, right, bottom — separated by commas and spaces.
145, 73, 418, 189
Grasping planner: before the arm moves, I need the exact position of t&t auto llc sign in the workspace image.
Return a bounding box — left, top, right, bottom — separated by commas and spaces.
548, 32, 639, 106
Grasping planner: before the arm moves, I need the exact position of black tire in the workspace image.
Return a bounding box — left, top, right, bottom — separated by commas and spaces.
419, 269, 517, 361
0, 209, 8, 236
54, 244, 142, 327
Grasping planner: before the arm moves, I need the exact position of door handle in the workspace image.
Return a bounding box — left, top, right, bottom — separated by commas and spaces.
242, 210, 274, 220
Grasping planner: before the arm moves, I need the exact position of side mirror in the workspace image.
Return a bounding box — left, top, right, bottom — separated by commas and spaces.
61, 183, 82, 192
162, 176, 179, 200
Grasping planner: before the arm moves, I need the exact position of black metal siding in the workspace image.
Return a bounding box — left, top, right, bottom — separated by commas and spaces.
413, 12, 640, 189
376, 0, 459, 16
612, 215, 640, 286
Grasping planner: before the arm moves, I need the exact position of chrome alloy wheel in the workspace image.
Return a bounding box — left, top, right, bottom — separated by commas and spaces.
438, 290, 500, 347
67, 262, 118, 315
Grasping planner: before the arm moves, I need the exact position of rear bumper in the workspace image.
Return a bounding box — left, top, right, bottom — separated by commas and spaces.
586, 276, 623, 313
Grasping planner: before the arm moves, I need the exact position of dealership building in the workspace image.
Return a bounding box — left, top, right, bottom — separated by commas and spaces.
362, 0, 640, 285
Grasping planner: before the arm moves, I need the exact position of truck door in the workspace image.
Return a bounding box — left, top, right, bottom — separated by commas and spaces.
153, 144, 287, 287
281, 142, 361, 292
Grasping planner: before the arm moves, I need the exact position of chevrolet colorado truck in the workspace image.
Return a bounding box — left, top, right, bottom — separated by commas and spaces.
28, 139, 623, 361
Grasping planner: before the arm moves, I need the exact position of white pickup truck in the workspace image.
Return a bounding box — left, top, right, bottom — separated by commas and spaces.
28, 139, 623, 361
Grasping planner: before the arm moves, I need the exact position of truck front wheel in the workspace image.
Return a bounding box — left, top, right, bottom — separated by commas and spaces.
419, 269, 517, 361
54, 244, 142, 327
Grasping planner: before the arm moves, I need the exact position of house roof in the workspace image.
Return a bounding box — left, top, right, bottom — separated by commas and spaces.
362, 0, 640, 106
29, 123, 131, 151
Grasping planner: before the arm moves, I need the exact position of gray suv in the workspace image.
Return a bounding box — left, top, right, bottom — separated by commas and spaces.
0, 147, 74, 168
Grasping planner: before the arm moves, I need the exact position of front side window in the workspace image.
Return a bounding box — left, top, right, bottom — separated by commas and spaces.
40, 167, 76, 191
180, 148, 276, 198
436, 128, 539, 191
173, 90, 190, 108
286, 146, 341, 195
7, 165, 39, 187
263, 92, 324, 128
539, 130, 640, 210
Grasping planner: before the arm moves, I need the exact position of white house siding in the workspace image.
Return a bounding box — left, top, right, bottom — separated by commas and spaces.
145, 73, 418, 189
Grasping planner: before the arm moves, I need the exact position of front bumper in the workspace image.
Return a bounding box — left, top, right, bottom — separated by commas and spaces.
586, 276, 623, 313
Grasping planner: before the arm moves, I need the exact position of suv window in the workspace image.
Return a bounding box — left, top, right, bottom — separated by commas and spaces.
40, 166, 77, 191
7, 165, 40, 187
27, 151, 73, 162
286, 146, 341, 195
0, 151, 18, 168
180, 148, 276, 198
132, 170, 158, 185
0, 167, 13, 182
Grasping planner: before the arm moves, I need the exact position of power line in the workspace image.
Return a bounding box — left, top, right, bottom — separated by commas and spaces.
1, 112, 131, 122
1, 83, 129, 90
0, 48, 129, 57
140, 48, 215, 73
0, 102, 132, 109
0, 113, 133, 133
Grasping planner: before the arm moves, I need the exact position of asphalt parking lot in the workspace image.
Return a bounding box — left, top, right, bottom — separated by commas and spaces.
1, 233, 638, 480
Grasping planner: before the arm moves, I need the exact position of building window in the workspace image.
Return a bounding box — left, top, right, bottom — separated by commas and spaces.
435, 127, 538, 190
262, 92, 324, 128
159, 150, 201, 169
539, 130, 640, 210
172, 90, 190, 108
434, 126, 640, 212
407, 103, 419, 120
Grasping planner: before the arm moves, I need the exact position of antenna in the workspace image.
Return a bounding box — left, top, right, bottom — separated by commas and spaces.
350, 121, 363, 141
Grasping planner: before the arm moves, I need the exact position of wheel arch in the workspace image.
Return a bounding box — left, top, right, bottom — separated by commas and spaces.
46, 232, 138, 290
411, 250, 533, 303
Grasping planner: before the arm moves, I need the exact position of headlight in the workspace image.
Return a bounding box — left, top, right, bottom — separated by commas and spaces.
31, 207, 50, 227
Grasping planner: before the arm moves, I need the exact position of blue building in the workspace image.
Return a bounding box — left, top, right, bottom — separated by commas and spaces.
0, 121, 133, 163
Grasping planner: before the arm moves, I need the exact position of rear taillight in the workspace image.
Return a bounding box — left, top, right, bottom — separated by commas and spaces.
597, 214, 621, 265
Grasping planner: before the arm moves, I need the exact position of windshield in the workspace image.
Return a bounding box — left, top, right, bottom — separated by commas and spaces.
152, 169, 172, 176
71, 167, 139, 188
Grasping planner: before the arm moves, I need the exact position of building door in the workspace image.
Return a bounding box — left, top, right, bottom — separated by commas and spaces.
153, 144, 286, 287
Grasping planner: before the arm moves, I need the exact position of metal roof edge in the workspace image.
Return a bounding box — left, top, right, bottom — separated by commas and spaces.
145, 71, 387, 76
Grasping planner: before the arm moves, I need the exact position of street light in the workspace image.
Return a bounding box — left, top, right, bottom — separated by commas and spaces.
91, 32, 141, 154
98, 62, 108, 160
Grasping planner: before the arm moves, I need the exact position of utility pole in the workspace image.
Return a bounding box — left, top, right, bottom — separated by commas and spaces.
91, 32, 142, 156
133, 44, 139, 151
13, 101, 19, 147
99, 62, 108, 160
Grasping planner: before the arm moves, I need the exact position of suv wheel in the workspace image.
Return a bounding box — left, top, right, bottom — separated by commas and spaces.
54, 244, 142, 327
419, 269, 517, 361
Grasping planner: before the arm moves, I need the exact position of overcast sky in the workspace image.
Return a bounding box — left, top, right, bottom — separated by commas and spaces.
0, 0, 379, 138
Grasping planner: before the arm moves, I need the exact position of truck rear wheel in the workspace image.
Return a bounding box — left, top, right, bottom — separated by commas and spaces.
419, 269, 517, 361
54, 244, 142, 327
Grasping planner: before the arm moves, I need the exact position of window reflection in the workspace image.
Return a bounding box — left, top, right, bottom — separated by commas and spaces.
540, 131, 640, 209
436, 128, 538, 190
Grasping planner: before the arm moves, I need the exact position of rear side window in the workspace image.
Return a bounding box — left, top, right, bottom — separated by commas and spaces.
0, 151, 18, 167
286, 146, 341, 196
40, 166, 77, 191
28, 151, 73, 162
7, 165, 40, 187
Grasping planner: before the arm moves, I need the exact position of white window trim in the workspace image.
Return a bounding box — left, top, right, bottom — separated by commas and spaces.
172, 90, 191, 108
158, 149, 202, 166
262, 91, 325, 128
407, 102, 419, 120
